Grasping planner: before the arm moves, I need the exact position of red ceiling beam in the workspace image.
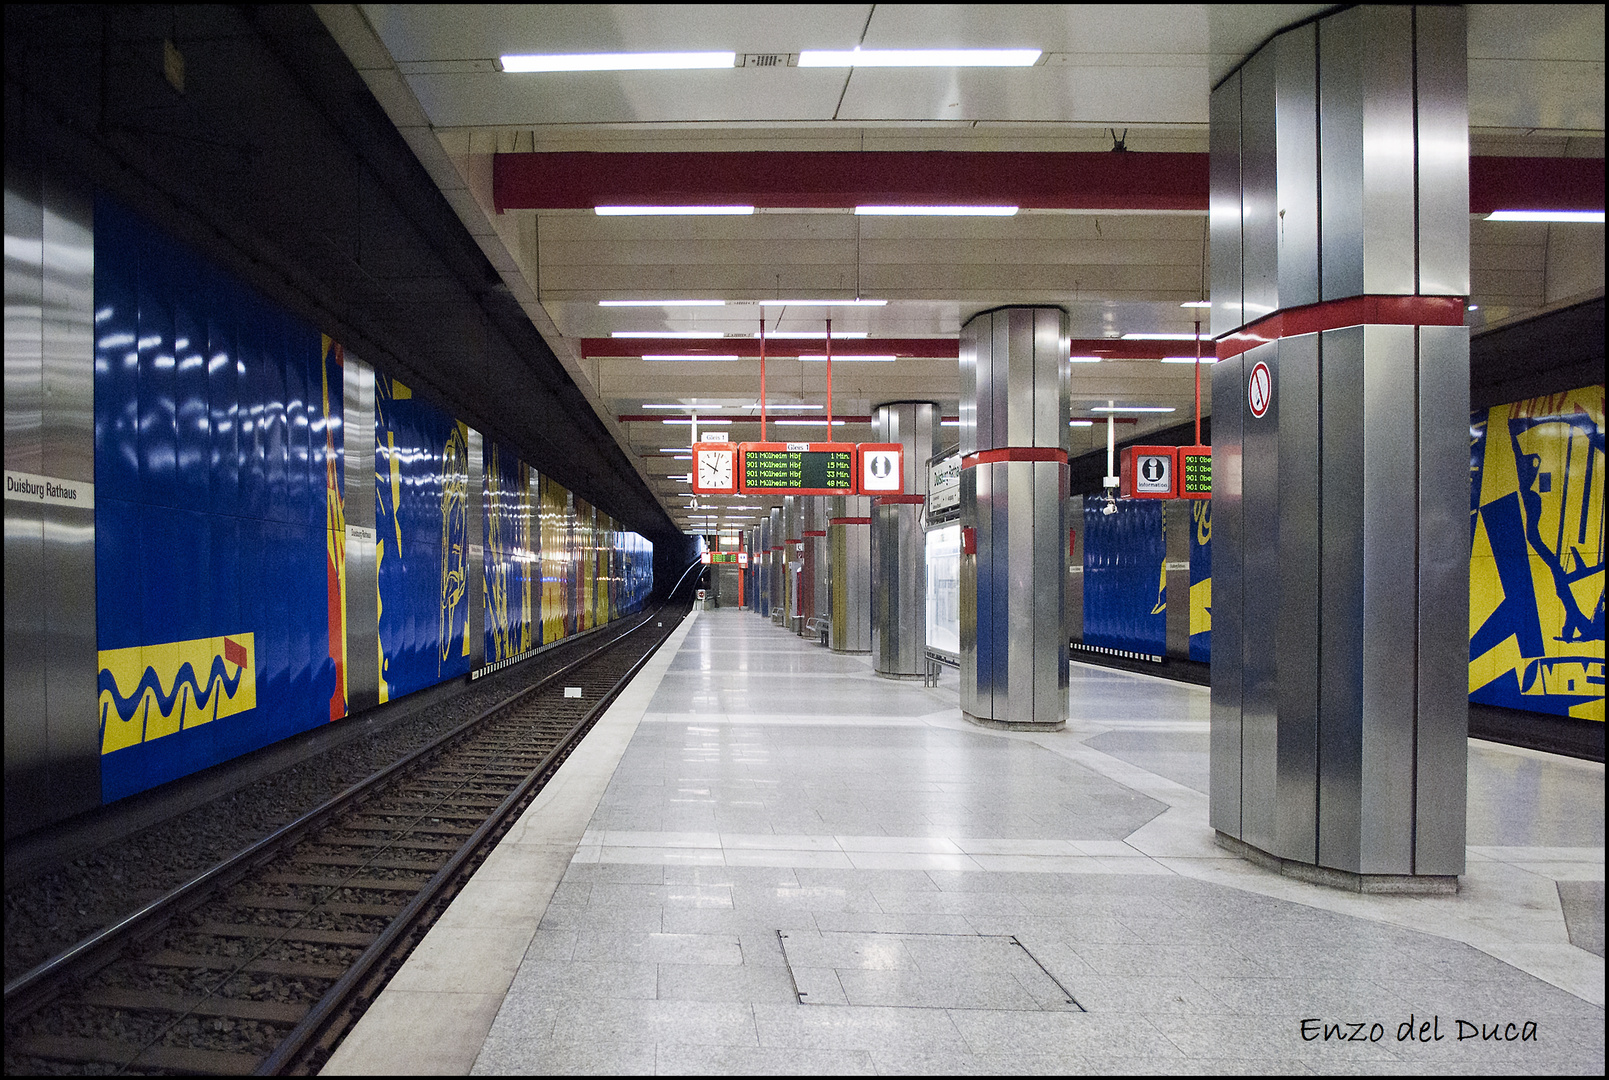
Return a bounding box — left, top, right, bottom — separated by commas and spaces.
495, 151, 1603, 214
584, 338, 1203, 360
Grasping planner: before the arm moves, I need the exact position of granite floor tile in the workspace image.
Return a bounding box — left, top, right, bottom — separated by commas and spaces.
472, 1035, 656, 1075
654, 1043, 877, 1075
548, 998, 759, 1047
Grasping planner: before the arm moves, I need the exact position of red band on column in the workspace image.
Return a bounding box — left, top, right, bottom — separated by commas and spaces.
961, 447, 1068, 469
803, 529, 826, 537
1215, 294, 1466, 362
871, 494, 927, 506
830, 517, 872, 525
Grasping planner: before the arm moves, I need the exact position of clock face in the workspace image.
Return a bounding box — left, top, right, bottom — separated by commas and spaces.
697, 448, 733, 492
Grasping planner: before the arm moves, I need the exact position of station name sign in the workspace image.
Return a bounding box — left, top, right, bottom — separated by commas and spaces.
691, 442, 905, 497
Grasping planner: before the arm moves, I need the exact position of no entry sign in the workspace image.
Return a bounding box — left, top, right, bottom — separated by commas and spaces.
1248, 360, 1272, 418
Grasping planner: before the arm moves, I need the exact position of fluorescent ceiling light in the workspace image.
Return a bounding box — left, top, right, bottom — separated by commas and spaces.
773, 419, 848, 426
799, 354, 895, 362
600, 299, 726, 307
1161, 356, 1216, 364
671, 455, 691, 460
855, 205, 1018, 216
1179, 301, 1212, 308
762, 331, 869, 339
660, 447, 693, 453
613, 331, 725, 338
753, 403, 823, 410
643, 403, 705, 408
757, 298, 887, 307
643, 355, 739, 362
1069, 356, 1102, 363
1485, 210, 1604, 223
595, 205, 753, 216
798, 48, 1040, 67
1122, 332, 1204, 340
502, 51, 736, 72
663, 418, 732, 425
1069, 419, 1095, 427
1090, 405, 1177, 413
940, 419, 960, 426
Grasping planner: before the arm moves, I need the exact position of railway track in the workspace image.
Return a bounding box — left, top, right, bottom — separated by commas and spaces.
4, 574, 698, 1075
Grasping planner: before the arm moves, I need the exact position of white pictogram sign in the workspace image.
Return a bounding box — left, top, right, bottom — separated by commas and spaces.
862, 449, 901, 492
1135, 454, 1172, 493
1248, 360, 1272, 418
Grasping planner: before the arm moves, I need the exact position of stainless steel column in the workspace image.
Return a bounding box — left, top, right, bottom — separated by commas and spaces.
6, 159, 100, 836
798, 495, 822, 633
871, 402, 939, 677
959, 307, 1070, 729
768, 506, 784, 622
810, 496, 830, 629
828, 495, 871, 652
755, 517, 771, 617
1209, 5, 1468, 885
782, 494, 803, 632
744, 525, 760, 610
342, 354, 378, 713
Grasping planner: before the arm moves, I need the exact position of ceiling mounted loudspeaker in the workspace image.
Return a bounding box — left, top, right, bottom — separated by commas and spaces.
739, 53, 798, 68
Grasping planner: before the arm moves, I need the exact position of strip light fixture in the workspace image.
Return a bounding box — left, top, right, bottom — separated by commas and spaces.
855, 205, 1018, 216
612, 331, 725, 338
761, 331, 868, 339
798, 48, 1040, 67
1180, 301, 1212, 308
1122, 332, 1204, 340
502, 52, 735, 72
799, 354, 895, 363
662, 418, 732, 425
1070, 356, 1103, 363
773, 419, 849, 426
757, 299, 887, 307
1069, 419, 1096, 427
642, 355, 739, 362
595, 205, 753, 215
1161, 356, 1217, 364
1090, 405, 1177, 413
1485, 210, 1604, 222
600, 299, 726, 306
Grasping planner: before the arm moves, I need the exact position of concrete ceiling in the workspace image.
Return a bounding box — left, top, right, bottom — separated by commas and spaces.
314, 4, 1605, 536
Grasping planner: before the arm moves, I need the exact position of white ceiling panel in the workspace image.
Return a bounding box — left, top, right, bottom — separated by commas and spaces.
835, 64, 1207, 124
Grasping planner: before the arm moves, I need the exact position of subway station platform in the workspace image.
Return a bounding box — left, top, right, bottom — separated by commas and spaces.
324, 608, 1604, 1076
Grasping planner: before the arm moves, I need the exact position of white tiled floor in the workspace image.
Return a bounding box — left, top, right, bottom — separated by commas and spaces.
323, 608, 1605, 1076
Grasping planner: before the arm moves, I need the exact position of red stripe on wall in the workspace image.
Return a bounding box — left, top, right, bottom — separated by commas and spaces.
1215, 295, 1467, 361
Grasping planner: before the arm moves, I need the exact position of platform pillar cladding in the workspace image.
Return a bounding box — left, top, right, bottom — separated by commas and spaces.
798, 496, 823, 633
828, 494, 872, 652
767, 506, 784, 619
783, 495, 804, 631
744, 525, 760, 610
754, 517, 771, 618
959, 307, 1070, 730
1209, 5, 1469, 882
871, 402, 940, 677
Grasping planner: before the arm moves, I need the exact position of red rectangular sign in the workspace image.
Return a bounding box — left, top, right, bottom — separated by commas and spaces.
1119, 446, 1177, 499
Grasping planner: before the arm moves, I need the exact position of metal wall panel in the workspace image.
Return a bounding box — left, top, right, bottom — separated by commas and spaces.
1238, 341, 1280, 853
1032, 309, 1066, 448
41, 173, 99, 816
959, 468, 979, 717
1360, 6, 1417, 296
1318, 6, 1365, 301
1359, 324, 1418, 873
465, 427, 484, 670
757, 514, 771, 616
958, 322, 979, 458
1067, 495, 1084, 645
5, 156, 48, 834
1318, 325, 1365, 870
1414, 5, 1470, 298
342, 354, 378, 713
1164, 501, 1191, 659
1208, 350, 1244, 835
1274, 332, 1319, 863
1210, 73, 1244, 337
1414, 324, 1470, 875
829, 496, 870, 652
1032, 460, 1068, 721
1274, 23, 1320, 311
812, 497, 829, 619
1003, 460, 1035, 721
1240, 47, 1280, 324
1006, 311, 1035, 448
769, 506, 783, 616
988, 459, 1010, 718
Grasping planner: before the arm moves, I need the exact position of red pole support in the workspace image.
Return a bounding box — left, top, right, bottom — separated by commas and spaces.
1193, 317, 1202, 447
759, 315, 767, 441
825, 317, 833, 429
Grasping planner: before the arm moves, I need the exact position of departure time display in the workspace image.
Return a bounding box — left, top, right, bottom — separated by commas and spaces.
738, 442, 855, 494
